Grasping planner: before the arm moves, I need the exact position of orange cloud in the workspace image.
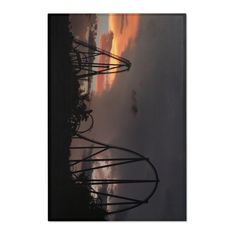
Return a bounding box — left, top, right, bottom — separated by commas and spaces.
107, 14, 140, 87
95, 14, 140, 94
96, 32, 114, 94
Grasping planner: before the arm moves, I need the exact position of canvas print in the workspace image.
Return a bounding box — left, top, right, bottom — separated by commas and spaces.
48, 14, 186, 221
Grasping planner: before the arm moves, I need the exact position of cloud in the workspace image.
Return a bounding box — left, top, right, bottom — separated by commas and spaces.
70, 14, 98, 41
107, 14, 140, 86
89, 15, 186, 220
96, 32, 114, 94
70, 14, 90, 41
131, 89, 138, 116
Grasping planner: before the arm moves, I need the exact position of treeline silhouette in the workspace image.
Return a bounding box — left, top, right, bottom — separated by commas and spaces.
48, 14, 106, 220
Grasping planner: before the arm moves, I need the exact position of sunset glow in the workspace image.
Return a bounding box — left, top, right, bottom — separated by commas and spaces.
96, 14, 140, 94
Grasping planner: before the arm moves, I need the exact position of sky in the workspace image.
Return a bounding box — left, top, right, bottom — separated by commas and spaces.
96, 14, 108, 45
70, 14, 186, 221
95, 14, 140, 94
70, 14, 140, 94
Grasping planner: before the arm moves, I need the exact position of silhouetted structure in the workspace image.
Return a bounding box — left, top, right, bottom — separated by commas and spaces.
69, 39, 132, 80
68, 39, 132, 135
69, 134, 159, 215
67, 38, 158, 218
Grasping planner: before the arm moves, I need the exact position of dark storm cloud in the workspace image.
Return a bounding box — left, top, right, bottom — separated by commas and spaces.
90, 15, 186, 220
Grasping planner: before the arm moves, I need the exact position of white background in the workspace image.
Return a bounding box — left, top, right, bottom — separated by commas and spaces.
0, 0, 236, 235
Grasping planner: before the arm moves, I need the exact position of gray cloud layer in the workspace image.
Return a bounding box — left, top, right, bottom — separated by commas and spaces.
88, 15, 186, 220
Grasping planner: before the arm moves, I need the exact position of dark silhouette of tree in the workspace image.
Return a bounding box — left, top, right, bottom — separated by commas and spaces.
69, 95, 94, 136
49, 14, 105, 221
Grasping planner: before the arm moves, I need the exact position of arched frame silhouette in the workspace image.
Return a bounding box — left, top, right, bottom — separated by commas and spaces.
69, 134, 160, 215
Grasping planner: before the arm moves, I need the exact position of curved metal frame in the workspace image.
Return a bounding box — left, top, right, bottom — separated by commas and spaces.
70, 39, 132, 79
69, 134, 159, 215
75, 113, 94, 135
68, 39, 158, 216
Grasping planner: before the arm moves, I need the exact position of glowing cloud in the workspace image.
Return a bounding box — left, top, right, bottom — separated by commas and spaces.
107, 14, 140, 87
96, 32, 114, 94
95, 14, 140, 94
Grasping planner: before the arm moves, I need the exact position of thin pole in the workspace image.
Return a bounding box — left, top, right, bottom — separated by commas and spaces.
90, 189, 143, 203
95, 202, 139, 206
69, 147, 108, 167
80, 179, 158, 185
70, 157, 148, 162
71, 159, 145, 173
69, 146, 105, 149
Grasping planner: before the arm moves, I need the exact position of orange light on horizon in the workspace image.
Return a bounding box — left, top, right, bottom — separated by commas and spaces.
108, 14, 140, 87
95, 14, 140, 94
96, 32, 114, 94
